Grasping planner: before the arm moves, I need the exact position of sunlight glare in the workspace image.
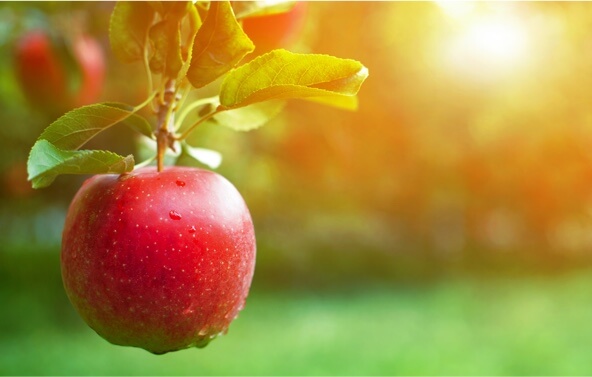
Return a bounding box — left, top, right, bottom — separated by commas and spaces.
443, 11, 531, 81
435, 1, 477, 20
463, 18, 527, 64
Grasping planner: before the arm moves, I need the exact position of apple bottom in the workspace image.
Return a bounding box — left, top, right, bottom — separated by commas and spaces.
61, 167, 256, 354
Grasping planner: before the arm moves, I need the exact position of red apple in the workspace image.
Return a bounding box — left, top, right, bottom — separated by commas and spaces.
61, 166, 256, 354
14, 29, 105, 114
242, 2, 307, 54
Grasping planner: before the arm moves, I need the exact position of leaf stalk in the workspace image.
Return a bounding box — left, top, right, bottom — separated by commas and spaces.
176, 107, 222, 141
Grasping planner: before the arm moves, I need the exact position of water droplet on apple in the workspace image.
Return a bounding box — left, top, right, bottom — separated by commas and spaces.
198, 327, 208, 336
169, 210, 182, 220
188, 225, 196, 233
176, 180, 185, 187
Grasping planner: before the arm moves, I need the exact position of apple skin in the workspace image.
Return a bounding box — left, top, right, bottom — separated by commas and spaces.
61, 166, 256, 354
14, 30, 105, 114
242, 2, 307, 54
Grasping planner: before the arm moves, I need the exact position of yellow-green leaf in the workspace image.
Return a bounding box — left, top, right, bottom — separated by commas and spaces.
302, 95, 359, 110
186, 1, 255, 89
214, 100, 285, 131
177, 3, 202, 82
157, 1, 190, 18
219, 49, 368, 110
109, 2, 155, 63
148, 20, 183, 77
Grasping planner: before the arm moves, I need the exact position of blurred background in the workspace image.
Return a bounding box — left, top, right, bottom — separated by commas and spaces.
3, 1, 592, 374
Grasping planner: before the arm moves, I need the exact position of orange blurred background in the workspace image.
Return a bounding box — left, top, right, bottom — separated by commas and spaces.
3, 1, 592, 283
234, 2, 592, 283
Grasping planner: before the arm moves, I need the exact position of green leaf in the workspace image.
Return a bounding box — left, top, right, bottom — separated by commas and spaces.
214, 100, 285, 131
28, 140, 134, 189
186, 1, 255, 89
106, 103, 155, 139
180, 143, 222, 169
219, 49, 369, 110
148, 2, 194, 77
38, 102, 153, 150
148, 19, 183, 77
109, 2, 155, 63
232, 1, 297, 19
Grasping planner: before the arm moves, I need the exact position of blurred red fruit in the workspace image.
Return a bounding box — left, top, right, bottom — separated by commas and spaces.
242, 2, 307, 54
3, 161, 35, 198
14, 30, 105, 114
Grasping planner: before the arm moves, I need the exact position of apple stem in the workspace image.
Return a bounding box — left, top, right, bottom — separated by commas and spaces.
156, 79, 177, 172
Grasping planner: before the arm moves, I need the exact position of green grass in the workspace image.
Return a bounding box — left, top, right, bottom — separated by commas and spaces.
3, 252, 592, 375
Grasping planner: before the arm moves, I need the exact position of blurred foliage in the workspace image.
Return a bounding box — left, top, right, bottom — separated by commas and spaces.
4, 2, 592, 285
